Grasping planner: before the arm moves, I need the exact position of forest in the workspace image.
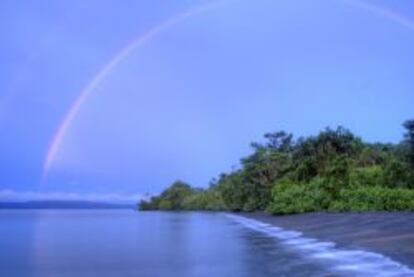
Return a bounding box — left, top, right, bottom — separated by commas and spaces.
139, 120, 414, 214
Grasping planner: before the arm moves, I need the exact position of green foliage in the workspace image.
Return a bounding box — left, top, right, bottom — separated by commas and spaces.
182, 189, 227, 211
216, 171, 247, 211
138, 199, 157, 211
321, 155, 351, 199
158, 180, 195, 210
181, 194, 205, 210
139, 120, 414, 214
138, 180, 195, 211
383, 159, 413, 188
349, 166, 384, 187
357, 144, 389, 167
330, 187, 414, 212
235, 132, 295, 210
266, 178, 331, 214
403, 120, 414, 168
291, 127, 362, 182
139, 181, 227, 211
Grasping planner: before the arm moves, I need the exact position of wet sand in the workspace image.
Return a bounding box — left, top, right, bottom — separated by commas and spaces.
243, 212, 414, 268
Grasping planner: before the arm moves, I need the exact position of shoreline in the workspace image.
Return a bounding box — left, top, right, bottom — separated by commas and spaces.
239, 211, 414, 268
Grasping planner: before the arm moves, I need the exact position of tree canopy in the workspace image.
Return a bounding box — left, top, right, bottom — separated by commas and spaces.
139, 120, 414, 214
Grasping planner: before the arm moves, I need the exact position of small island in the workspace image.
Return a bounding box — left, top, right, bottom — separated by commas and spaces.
139, 119, 414, 214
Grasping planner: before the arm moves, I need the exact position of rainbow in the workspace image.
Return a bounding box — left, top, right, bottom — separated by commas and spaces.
43, 0, 414, 179
42, 1, 228, 178
341, 0, 414, 31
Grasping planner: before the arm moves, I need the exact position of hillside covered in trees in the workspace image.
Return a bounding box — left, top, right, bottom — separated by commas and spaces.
139, 120, 414, 214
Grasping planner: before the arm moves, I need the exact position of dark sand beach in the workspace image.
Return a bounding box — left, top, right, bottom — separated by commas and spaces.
243, 212, 414, 268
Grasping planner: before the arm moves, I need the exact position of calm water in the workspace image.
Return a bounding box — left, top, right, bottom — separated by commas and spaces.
0, 210, 411, 277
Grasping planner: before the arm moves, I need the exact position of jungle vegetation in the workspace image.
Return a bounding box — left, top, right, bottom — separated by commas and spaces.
138, 120, 414, 214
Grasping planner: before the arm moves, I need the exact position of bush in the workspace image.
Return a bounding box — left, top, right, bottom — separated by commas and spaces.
242, 197, 258, 212
138, 196, 160, 211
138, 121, 414, 213
181, 194, 206, 210
330, 186, 414, 211
349, 166, 384, 187
216, 172, 247, 211
204, 190, 228, 211
137, 180, 195, 210
266, 179, 331, 214
383, 159, 412, 188
138, 200, 155, 211
321, 155, 351, 198
182, 190, 227, 211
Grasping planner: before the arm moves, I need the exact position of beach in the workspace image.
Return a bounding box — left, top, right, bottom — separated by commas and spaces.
242, 212, 414, 268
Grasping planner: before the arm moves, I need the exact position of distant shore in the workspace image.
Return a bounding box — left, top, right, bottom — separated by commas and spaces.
242, 211, 414, 268
0, 200, 134, 209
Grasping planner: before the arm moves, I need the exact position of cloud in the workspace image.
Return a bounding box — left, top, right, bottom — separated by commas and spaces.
0, 189, 145, 204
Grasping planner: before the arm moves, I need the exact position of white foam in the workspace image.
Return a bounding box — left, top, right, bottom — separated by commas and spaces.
284, 238, 317, 245
226, 214, 414, 276
295, 241, 335, 251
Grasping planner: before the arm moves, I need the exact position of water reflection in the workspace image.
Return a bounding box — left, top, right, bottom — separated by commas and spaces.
1, 210, 336, 277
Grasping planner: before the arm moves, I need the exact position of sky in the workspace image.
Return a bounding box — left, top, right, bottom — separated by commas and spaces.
0, 0, 413, 202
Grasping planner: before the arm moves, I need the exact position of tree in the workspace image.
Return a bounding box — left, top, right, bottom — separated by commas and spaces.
157, 180, 195, 210
403, 119, 414, 168
238, 131, 295, 210
292, 126, 362, 182
216, 171, 246, 211
138, 121, 414, 214
138, 180, 195, 210
263, 131, 294, 152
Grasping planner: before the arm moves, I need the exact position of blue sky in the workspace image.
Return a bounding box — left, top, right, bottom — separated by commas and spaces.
1, 0, 414, 200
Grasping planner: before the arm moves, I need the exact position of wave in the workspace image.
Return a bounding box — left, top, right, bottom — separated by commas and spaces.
226, 214, 414, 277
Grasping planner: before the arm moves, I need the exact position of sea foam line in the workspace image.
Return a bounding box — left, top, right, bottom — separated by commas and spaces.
226, 214, 414, 277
